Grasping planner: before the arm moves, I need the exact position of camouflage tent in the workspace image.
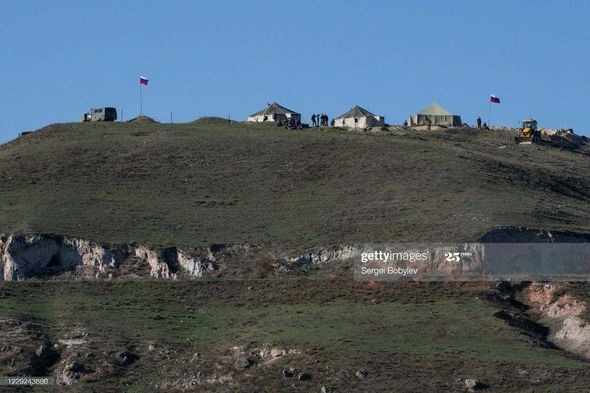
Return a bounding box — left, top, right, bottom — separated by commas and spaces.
408, 103, 462, 127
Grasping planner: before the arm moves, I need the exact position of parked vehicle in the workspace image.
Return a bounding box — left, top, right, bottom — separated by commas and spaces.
82, 107, 117, 122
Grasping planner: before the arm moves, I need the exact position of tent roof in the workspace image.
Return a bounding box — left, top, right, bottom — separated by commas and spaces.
418, 103, 453, 116
250, 102, 300, 117
335, 105, 377, 120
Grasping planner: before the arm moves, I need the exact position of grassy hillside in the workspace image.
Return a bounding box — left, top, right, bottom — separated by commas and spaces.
1, 121, 590, 249
2, 122, 590, 391
2, 280, 589, 392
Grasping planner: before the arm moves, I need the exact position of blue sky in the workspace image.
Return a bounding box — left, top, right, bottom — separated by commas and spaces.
1, 0, 589, 142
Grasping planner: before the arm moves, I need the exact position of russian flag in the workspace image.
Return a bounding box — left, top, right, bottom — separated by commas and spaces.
139, 76, 149, 86
490, 95, 500, 104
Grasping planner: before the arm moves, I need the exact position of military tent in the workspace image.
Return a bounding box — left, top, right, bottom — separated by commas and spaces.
408, 103, 462, 127
247, 102, 301, 123
333, 105, 384, 129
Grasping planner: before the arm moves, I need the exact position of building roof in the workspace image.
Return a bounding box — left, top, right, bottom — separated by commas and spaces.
418, 103, 453, 116
334, 105, 377, 120
249, 102, 300, 117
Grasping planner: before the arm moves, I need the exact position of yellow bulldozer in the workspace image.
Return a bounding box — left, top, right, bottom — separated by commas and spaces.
514, 119, 586, 149
515, 119, 540, 144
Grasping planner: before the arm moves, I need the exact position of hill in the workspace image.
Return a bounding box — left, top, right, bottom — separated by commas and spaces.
2, 122, 590, 391
1, 121, 590, 250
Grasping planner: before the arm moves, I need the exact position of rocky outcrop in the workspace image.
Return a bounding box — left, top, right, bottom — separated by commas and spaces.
135, 246, 172, 278
2, 234, 129, 280
177, 251, 216, 277
57, 361, 86, 385
554, 317, 590, 359
134, 247, 217, 278
289, 246, 358, 266
1, 233, 359, 280
1, 233, 218, 281
527, 283, 590, 360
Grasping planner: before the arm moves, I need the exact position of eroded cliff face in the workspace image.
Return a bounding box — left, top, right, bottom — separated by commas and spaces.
0, 234, 220, 281
0, 234, 354, 281
2, 234, 129, 280
133, 246, 216, 279
527, 283, 590, 360
3, 227, 590, 282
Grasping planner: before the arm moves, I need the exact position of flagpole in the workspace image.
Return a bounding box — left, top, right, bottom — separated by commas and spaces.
140, 83, 143, 115
488, 100, 491, 126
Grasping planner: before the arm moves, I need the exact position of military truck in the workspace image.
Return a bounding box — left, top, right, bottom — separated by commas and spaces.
81, 107, 117, 122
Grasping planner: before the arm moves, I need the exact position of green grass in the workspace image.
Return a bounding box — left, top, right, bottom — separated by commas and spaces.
0, 279, 589, 392
0, 281, 583, 367
1, 280, 588, 392
1, 121, 589, 250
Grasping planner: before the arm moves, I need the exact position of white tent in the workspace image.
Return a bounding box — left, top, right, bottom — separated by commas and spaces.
408, 103, 462, 127
333, 105, 384, 129
247, 102, 301, 123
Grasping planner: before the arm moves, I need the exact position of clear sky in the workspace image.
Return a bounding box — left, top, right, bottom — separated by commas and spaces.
1, 1, 589, 142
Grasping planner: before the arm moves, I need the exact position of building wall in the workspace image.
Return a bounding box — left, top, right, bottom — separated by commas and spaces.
410, 114, 448, 126
335, 116, 383, 128
409, 114, 462, 127
246, 113, 300, 123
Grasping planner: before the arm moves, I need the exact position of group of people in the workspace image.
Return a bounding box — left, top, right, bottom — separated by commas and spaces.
311, 113, 329, 127
476, 117, 490, 130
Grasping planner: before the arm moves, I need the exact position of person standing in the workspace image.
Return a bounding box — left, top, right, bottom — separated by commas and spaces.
311, 114, 317, 127
477, 117, 482, 129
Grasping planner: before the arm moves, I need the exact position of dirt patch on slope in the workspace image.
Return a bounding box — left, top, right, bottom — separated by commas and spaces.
128, 115, 159, 124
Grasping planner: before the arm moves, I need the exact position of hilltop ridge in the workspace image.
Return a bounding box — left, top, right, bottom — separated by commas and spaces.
1, 120, 590, 250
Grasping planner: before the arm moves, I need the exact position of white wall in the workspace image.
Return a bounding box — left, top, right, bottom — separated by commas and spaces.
335, 116, 383, 128
246, 113, 300, 123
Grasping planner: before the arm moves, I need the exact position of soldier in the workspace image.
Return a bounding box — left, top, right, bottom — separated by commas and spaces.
311, 114, 317, 127
477, 117, 482, 129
